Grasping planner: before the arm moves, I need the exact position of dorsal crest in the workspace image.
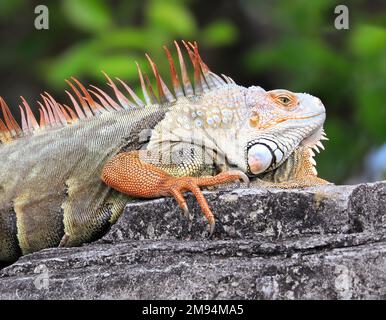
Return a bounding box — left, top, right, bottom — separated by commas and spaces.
0, 41, 234, 144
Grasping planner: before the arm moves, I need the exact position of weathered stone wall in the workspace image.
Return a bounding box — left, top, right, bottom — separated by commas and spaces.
0, 182, 385, 299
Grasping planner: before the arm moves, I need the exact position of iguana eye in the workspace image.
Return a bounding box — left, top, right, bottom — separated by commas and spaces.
268, 90, 297, 108
278, 96, 291, 105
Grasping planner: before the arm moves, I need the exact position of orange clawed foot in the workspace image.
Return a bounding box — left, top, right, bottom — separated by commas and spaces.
159, 171, 250, 235
102, 151, 249, 235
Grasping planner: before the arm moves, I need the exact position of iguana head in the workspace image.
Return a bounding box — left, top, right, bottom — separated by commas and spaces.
237, 85, 327, 176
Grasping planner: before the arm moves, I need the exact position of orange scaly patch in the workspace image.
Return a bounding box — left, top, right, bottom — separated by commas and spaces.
101, 151, 249, 235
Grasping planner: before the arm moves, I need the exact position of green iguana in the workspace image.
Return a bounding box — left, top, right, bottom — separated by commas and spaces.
0, 41, 328, 264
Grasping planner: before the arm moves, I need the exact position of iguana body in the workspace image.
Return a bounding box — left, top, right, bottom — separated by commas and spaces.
0, 41, 328, 264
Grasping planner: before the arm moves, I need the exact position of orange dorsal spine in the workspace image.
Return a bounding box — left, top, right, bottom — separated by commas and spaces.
0, 41, 230, 144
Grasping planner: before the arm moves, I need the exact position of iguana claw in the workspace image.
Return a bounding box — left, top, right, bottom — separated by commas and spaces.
163, 170, 250, 234
180, 202, 190, 219
231, 170, 250, 187
208, 222, 215, 237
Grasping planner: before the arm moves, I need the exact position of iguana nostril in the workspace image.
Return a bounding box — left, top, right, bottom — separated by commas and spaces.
247, 144, 272, 174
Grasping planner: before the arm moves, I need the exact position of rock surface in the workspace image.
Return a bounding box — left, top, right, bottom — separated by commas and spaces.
0, 182, 385, 299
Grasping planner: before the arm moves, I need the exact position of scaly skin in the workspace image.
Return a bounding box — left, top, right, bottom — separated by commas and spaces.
102, 84, 328, 232
102, 151, 249, 235
0, 41, 329, 264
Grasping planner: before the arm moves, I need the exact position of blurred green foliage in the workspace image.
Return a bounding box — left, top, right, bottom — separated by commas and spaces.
0, 0, 385, 183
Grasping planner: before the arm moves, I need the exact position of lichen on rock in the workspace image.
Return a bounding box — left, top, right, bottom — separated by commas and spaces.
0, 182, 385, 299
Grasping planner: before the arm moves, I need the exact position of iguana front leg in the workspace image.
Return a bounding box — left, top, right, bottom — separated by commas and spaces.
101, 151, 249, 234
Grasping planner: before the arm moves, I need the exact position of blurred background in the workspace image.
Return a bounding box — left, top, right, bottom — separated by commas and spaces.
0, 0, 385, 183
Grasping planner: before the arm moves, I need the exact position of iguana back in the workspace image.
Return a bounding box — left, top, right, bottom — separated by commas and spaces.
0, 106, 167, 262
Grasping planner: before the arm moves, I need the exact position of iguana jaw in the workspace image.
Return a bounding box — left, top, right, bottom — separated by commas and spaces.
246, 113, 327, 175
244, 121, 326, 177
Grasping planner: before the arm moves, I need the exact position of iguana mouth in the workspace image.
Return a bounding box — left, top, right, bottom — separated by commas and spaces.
257, 112, 325, 129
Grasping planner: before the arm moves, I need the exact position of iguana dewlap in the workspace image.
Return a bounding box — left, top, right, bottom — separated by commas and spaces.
0, 41, 328, 264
